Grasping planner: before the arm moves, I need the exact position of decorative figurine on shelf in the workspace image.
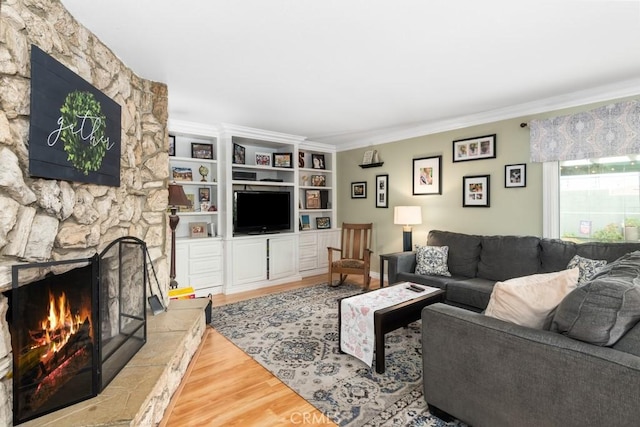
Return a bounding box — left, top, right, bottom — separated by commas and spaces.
208, 205, 217, 212
302, 175, 309, 185
373, 150, 380, 163
199, 165, 209, 182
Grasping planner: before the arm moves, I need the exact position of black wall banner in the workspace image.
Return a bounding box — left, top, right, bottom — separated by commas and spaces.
29, 45, 121, 187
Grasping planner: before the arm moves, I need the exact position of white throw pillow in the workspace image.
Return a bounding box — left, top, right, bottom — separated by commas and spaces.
484, 268, 579, 329
415, 245, 451, 277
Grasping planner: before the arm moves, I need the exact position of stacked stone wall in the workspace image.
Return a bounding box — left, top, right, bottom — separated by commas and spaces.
0, 1, 170, 424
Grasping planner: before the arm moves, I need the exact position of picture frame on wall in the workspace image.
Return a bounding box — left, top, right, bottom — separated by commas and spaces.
316, 217, 331, 229
375, 174, 388, 208
233, 143, 245, 164
412, 155, 442, 195
191, 143, 213, 159
168, 135, 175, 157
463, 175, 490, 207
273, 152, 293, 168
505, 163, 526, 188
453, 134, 496, 162
351, 182, 367, 199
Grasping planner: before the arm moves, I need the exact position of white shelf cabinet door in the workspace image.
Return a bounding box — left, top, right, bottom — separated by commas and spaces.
268, 235, 297, 280
232, 238, 268, 285
174, 241, 189, 288
317, 229, 340, 269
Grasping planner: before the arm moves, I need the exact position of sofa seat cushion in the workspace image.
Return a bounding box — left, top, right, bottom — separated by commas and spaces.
445, 277, 496, 311
485, 268, 579, 329
477, 235, 541, 281
427, 230, 481, 277
551, 251, 640, 346
395, 271, 464, 290
415, 245, 451, 276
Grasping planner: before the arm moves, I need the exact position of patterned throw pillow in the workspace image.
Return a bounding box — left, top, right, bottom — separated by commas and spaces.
566, 254, 607, 285
415, 246, 451, 277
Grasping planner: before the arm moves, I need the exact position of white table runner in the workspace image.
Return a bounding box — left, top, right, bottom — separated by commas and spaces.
340, 282, 440, 367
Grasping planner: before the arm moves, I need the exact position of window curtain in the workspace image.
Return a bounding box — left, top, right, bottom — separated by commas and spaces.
529, 99, 640, 162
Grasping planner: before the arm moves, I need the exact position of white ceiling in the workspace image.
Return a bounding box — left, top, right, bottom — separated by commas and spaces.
60, 0, 640, 150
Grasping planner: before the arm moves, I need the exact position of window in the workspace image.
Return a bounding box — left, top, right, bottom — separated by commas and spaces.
552, 156, 640, 242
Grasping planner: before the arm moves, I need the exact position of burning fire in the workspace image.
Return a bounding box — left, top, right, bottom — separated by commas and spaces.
31, 290, 93, 358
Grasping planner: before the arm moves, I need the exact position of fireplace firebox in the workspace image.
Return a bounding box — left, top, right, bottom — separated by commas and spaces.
4, 236, 148, 425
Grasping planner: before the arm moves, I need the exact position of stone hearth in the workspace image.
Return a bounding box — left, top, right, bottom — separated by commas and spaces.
21, 299, 208, 427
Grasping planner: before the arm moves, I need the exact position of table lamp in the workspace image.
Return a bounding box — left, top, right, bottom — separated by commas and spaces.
168, 182, 191, 288
394, 206, 422, 251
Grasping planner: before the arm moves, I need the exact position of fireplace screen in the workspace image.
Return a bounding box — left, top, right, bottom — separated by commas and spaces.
6, 236, 147, 425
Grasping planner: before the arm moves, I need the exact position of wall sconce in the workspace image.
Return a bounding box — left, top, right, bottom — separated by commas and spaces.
394, 206, 422, 251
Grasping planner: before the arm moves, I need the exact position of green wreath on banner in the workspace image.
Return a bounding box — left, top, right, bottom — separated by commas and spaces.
59, 91, 107, 175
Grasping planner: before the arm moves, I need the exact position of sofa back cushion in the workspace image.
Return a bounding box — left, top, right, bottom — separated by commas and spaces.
477, 235, 541, 281
551, 251, 640, 346
540, 239, 577, 272
576, 241, 640, 262
427, 230, 481, 277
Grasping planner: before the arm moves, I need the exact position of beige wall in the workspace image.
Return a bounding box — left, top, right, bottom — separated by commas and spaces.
337, 95, 640, 273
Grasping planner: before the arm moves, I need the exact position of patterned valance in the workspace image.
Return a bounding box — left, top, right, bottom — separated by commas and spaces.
529, 99, 640, 162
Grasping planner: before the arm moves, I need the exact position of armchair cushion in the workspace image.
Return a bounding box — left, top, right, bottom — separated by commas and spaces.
415, 245, 451, 277
332, 259, 365, 269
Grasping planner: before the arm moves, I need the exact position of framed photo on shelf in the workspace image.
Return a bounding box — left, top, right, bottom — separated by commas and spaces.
316, 217, 331, 229
191, 143, 213, 160
375, 174, 389, 208
305, 189, 321, 209
453, 134, 496, 162
505, 163, 526, 188
189, 222, 208, 238
463, 175, 490, 207
198, 187, 210, 202
412, 155, 442, 195
168, 135, 175, 157
233, 143, 245, 164
273, 152, 293, 168
300, 214, 311, 230
172, 166, 193, 181
311, 174, 326, 187
311, 154, 326, 169
351, 182, 366, 199
255, 152, 271, 166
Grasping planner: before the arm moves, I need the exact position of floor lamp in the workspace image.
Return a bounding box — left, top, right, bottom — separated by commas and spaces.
168, 182, 191, 289
394, 206, 422, 251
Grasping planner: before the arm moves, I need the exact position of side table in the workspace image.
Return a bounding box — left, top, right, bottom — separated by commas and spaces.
379, 252, 407, 287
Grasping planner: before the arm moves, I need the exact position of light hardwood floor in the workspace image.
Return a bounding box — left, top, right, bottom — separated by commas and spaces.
159, 275, 380, 427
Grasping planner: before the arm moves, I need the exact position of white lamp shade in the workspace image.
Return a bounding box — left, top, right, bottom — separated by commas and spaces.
394, 206, 422, 225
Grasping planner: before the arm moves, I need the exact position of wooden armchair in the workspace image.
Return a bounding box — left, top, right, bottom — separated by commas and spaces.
327, 223, 373, 288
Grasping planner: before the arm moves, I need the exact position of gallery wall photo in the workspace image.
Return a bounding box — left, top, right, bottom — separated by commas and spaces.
29, 45, 122, 187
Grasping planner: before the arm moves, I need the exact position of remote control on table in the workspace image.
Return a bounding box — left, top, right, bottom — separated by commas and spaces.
407, 285, 424, 292
410, 284, 424, 291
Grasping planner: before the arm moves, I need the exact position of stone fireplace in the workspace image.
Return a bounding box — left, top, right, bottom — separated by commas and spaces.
5, 237, 147, 425
1, 0, 173, 425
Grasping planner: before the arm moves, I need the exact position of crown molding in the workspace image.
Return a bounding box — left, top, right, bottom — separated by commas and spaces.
330, 78, 640, 152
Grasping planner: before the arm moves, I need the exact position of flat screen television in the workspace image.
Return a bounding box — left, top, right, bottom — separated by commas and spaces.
234, 190, 291, 234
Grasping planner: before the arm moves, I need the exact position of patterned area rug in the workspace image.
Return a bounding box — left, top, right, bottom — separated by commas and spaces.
211, 283, 464, 427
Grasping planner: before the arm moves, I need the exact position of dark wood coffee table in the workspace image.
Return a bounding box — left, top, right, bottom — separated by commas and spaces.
339, 283, 445, 374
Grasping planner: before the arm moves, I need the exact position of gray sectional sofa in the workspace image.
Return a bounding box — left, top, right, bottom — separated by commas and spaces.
387, 229, 640, 311
385, 230, 640, 427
